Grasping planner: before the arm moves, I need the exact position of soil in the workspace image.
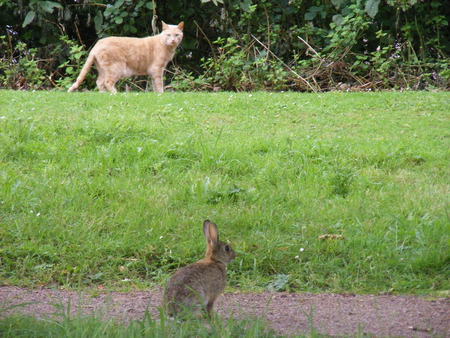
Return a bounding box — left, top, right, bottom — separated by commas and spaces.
1, 286, 449, 337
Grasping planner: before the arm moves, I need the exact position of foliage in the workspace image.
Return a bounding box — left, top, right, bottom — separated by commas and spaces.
21, 0, 62, 29
175, 36, 289, 91
0, 35, 46, 89
1, 90, 449, 294
0, 0, 448, 91
55, 35, 91, 89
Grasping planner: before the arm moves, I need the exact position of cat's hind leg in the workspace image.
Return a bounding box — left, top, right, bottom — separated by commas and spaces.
97, 82, 106, 92
96, 54, 119, 93
104, 76, 119, 93
96, 73, 106, 92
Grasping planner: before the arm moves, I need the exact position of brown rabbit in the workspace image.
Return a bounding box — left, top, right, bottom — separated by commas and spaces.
163, 220, 236, 318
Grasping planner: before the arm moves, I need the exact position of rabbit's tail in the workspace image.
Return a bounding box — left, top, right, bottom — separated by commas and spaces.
68, 52, 95, 92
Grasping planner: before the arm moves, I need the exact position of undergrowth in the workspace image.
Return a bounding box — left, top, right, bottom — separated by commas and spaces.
1, 0, 449, 92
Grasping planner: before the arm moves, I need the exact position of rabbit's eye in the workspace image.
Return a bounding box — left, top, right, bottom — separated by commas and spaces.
225, 245, 230, 252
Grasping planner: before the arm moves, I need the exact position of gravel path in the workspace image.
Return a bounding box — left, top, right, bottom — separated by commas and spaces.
1, 286, 449, 336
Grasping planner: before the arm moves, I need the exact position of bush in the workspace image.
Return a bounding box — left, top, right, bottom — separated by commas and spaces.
0, 0, 448, 91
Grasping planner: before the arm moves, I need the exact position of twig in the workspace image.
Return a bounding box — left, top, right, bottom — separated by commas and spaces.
263, 5, 271, 52
297, 35, 328, 85
74, 22, 84, 49
194, 20, 217, 63
251, 34, 317, 93
297, 35, 321, 58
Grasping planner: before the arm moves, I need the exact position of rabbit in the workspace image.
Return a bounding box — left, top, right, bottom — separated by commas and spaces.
163, 220, 236, 318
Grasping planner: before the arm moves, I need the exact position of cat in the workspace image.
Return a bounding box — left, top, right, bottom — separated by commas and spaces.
68, 22, 184, 93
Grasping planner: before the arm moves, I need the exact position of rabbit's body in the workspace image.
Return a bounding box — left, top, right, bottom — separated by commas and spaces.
165, 260, 227, 315
163, 221, 235, 317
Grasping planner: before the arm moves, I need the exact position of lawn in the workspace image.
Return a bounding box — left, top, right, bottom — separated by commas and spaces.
0, 90, 449, 294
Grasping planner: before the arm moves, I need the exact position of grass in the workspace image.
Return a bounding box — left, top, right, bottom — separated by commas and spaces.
0, 304, 280, 337
0, 90, 449, 295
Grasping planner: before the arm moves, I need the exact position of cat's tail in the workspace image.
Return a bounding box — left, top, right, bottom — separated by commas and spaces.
67, 52, 95, 92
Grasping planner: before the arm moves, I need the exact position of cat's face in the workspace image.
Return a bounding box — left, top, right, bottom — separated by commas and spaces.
161, 22, 184, 47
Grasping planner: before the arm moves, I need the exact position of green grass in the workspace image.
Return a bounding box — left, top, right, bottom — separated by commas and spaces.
0, 304, 280, 337
0, 90, 449, 294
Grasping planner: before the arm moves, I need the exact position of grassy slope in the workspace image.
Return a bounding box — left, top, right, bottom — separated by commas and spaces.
0, 90, 449, 294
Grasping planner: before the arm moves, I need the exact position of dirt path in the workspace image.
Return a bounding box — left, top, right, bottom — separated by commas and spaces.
1, 286, 448, 336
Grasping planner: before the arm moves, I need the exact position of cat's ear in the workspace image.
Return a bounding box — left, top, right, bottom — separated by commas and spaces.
162, 21, 168, 31
177, 22, 184, 31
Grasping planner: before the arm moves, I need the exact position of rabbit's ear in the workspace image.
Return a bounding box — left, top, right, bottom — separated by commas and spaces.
203, 220, 219, 247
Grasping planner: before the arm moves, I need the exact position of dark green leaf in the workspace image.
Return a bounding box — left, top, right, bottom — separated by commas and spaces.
94, 12, 103, 33
41, 1, 63, 13
64, 8, 72, 21
332, 14, 343, 26
240, 0, 252, 13
365, 0, 381, 18
310, 6, 324, 13
304, 12, 316, 21
22, 11, 36, 27
331, 0, 345, 9
114, 0, 125, 8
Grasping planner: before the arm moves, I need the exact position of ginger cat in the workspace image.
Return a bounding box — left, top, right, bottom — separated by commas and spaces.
68, 22, 183, 93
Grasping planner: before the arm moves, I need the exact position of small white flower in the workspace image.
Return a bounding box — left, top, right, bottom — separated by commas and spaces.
300, 248, 305, 252
159, 236, 163, 240
36, 212, 41, 217
137, 147, 142, 152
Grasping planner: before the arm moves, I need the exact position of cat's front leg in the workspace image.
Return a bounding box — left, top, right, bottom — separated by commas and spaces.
150, 67, 164, 93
